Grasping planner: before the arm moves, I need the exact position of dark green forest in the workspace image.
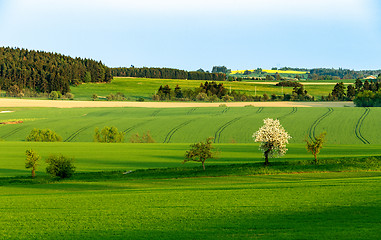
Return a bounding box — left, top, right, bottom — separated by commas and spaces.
111, 67, 226, 81
0, 47, 112, 94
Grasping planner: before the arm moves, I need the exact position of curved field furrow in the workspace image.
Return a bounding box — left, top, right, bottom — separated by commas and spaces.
123, 120, 155, 135
278, 107, 297, 120
163, 119, 195, 143
308, 107, 334, 140
214, 117, 243, 143
65, 119, 118, 142
354, 107, 371, 144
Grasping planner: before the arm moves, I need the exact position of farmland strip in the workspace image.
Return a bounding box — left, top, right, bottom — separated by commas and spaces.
163, 119, 194, 143
308, 108, 334, 140
354, 107, 370, 144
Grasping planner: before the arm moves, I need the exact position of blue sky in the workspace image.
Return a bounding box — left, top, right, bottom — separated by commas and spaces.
0, 0, 380, 71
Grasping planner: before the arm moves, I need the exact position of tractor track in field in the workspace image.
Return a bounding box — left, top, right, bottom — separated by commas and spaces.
308, 107, 334, 140
214, 116, 244, 143
256, 107, 264, 114
354, 107, 370, 144
65, 118, 119, 142
186, 108, 197, 115
122, 119, 154, 135
1, 125, 27, 139
150, 109, 162, 117
278, 107, 297, 120
163, 119, 195, 143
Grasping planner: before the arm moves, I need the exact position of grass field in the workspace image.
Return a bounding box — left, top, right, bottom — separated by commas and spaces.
1, 141, 381, 178
70, 77, 337, 101
0, 107, 379, 145
1, 171, 380, 239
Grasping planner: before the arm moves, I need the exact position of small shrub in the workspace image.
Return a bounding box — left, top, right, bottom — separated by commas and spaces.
94, 126, 124, 143
26, 128, 62, 142
92, 93, 98, 101
46, 154, 75, 179
136, 97, 145, 102
49, 91, 62, 100
130, 131, 155, 143
65, 92, 74, 100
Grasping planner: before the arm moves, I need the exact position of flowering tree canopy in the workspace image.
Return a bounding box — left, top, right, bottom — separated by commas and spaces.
253, 118, 291, 165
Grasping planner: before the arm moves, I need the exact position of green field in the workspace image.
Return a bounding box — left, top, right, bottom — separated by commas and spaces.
1, 171, 381, 239
1, 104, 380, 239
0, 107, 379, 145
1, 141, 381, 178
70, 77, 337, 101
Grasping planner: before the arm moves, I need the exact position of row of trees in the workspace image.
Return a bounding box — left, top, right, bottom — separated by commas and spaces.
154, 81, 314, 102
111, 67, 226, 81
323, 80, 380, 101
0, 47, 112, 95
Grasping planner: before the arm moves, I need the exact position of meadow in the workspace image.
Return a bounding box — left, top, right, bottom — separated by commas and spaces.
70, 77, 337, 101
0, 107, 378, 145
1, 171, 380, 239
1, 103, 380, 239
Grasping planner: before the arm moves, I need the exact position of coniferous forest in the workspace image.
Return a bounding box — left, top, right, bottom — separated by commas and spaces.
0, 47, 112, 94
111, 67, 226, 81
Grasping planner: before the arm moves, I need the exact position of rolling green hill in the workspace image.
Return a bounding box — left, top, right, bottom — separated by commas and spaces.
0, 107, 378, 145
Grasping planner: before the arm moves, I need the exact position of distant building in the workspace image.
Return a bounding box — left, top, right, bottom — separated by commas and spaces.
364, 75, 377, 80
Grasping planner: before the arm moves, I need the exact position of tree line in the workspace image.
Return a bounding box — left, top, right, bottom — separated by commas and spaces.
0, 47, 112, 94
111, 67, 226, 81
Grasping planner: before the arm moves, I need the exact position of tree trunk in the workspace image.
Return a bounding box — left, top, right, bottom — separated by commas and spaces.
32, 168, 35, 178
314, 153, 318, 165
264, 150, 270, 166
202, 161, 205, 170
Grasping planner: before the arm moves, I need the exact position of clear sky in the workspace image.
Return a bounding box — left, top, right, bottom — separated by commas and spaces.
0, 0, 380, 71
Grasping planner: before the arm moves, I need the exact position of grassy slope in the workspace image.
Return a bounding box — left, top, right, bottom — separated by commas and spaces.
70, 77, 336, 100
1, 171, 380, 239
1, 141, 381, 177
0, 107, 379, 145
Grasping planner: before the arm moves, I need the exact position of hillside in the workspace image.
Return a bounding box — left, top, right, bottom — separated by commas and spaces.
0, 47, 112, 94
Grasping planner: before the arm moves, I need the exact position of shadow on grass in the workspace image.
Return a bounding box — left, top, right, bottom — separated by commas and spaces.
1, 156, 380, 186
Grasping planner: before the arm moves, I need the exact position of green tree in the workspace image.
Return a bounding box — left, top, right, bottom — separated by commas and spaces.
305, 132, 326, 164
94, 126, 124, 143
346, 85, 356, 99
25, 149, 40, 178
331, 82, 346, 100
183, 137, 215, 170
26, 128, 62, 142
46, 154, 75, 179
84, 71, 92, 83
49, 91, 60, 100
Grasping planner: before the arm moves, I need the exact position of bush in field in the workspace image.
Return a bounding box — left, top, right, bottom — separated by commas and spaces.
183, 137, 215, 170
94, 126, 124, 143
129, 131, 155, 143
253, 118, 291, 166
25, 149, 40, 178
26, 128, 62, 142
306, 132, 326, 164
49, 91, 62, 100
46, 154, 75, 178
92, 93, 98, 101
64, 92, 74, 100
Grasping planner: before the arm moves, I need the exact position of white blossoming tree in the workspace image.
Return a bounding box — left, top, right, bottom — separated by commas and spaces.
253, 118, 291, 166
